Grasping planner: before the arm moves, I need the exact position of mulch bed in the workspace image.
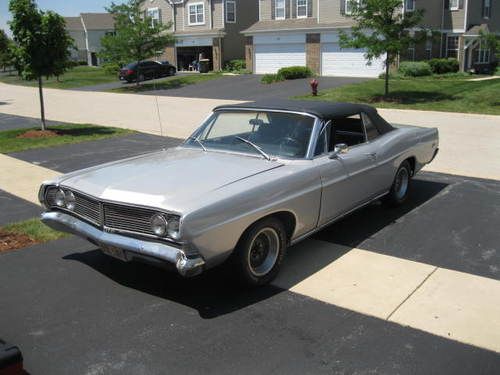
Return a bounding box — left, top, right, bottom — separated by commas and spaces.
0, 229, 36, 253
16, 129, 60, 139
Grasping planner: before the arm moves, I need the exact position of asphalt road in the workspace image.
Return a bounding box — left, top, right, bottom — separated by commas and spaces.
1, 116, 499, 374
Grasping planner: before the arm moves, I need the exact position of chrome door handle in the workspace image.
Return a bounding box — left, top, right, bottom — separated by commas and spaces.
365, 152, 377, 160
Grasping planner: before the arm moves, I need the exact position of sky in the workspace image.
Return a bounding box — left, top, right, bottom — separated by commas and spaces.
0, 0, 127, 37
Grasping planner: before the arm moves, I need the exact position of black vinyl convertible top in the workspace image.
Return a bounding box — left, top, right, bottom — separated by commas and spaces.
214, 99, 395, 135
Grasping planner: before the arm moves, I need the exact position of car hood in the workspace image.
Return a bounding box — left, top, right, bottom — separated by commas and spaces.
58, 148, 283, 212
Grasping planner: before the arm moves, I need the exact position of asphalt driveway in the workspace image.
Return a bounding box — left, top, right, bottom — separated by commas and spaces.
141, 74, 368, 100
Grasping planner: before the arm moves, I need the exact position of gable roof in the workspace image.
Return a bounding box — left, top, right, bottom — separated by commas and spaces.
80, 13, 115, 30
64, 17, 84, 31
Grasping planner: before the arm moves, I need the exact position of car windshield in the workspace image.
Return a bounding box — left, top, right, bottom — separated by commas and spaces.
185, 111, 316, 159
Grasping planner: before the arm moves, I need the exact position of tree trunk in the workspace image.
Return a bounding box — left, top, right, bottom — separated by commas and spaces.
38, 76, 46, 131
384, 57, 390, 97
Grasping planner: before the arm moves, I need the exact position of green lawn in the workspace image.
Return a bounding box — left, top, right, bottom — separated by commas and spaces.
0, 124, 133, 154
3, 218, 68, 243
110, 73, 222, 93
0, 66, 117, 89
299, 75, 500, 115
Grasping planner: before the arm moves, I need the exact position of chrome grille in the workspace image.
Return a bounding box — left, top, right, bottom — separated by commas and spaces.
73, 192, 101, 225
103, 204, 156, 236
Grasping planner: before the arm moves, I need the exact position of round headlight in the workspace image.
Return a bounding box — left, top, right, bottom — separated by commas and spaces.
65, 191, 76, 210
55, 189, 66, 207
150, 214, 168, 237
167, 217, 180, 240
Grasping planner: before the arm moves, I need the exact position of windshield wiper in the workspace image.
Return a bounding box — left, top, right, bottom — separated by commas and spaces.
187, 136, 207, 152
234, 136, 271, 161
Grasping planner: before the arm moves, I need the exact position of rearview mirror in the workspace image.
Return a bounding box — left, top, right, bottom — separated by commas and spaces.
329, 143, 349, 159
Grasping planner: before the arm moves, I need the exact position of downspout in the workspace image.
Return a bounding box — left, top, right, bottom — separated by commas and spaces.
317, 0, 320, 22
462, 0, 469, 71
80, 15, 91, 66
209, 0, 213, 29
440, 0, 445, 57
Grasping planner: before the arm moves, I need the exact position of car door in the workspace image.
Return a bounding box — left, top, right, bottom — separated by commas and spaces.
316, 115, 381, 224
313, 121, 353, 226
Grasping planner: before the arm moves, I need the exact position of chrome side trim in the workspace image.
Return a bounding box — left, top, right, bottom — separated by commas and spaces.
290, 191, 389, 246
41, 211, 204, 277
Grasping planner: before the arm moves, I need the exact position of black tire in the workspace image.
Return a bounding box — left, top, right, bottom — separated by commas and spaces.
138, 73, 145, 82
232, 217, 287, 286
384, 160, 412, 207
169, 67, 176, 76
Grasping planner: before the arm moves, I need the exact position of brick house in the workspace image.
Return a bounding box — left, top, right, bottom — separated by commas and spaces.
139, 0, 259, 71
242, 0, 499, 77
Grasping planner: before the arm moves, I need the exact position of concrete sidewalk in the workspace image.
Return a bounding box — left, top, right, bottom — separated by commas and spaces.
1, 82, 500, 180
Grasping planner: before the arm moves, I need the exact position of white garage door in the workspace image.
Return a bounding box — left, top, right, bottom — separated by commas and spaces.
321, 43, 385, 78
255, 44, 306, 74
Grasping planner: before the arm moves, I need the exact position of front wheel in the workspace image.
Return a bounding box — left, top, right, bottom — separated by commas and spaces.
233, 218, 287, 286
384, 161, 411, 207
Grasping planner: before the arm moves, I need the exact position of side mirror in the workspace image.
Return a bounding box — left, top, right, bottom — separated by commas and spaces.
329, 143, 349, 159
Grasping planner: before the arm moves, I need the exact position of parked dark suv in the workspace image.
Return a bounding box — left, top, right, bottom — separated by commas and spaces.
119, 60, 176, 83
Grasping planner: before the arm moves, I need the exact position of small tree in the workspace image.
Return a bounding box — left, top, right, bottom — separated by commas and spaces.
339, 0, 427, 96
9, 0, 73, 131
99, 0, 174, 84
0, 29, 14, 72
479, 30, 500, 62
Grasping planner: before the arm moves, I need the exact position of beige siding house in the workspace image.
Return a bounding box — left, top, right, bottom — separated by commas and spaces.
64, 13, 115, 66
242, 0, 499, 77
140, 0, 258, 71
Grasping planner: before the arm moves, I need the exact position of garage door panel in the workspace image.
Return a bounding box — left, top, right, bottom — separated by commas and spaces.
255, 44, 306, 74
321, 43, 385, 78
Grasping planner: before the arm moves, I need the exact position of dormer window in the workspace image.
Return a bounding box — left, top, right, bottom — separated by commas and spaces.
275, 0, 285, 20
189, 2, 205, 25
297, 0, 308, 18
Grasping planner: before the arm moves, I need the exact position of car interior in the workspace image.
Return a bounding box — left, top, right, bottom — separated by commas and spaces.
332, 114, 367, 148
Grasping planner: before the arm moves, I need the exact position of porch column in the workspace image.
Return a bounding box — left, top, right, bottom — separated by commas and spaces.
245, 36, 254, 73
458, 35, 466, 72
306, 33, 321, 75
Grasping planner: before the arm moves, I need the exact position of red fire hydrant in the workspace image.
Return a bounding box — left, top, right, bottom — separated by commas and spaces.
310, 79, 319, 96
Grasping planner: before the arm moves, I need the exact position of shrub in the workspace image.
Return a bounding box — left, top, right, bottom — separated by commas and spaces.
103, 62, 121, 74
261, 74, 283, 84
276, 66, 313, 80
224, 59, 246, 72
398, 61, 432, 77
428, 58, 459, 74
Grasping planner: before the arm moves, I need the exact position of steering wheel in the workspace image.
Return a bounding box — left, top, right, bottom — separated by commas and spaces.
278, 137, 301, 148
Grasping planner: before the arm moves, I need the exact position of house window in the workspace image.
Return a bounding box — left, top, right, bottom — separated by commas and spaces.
449, 0, 459, 10
425, 38, 433, 59
147, 7, 160, 27
297, 0, 308, 18
477, 41, 490, 63
406, 45, 416, 61
226, 0, 236, 23
446, 36, 459, 58
275, 0, 285, 20
345, 0, 361, 15
483, 0, 491, 18
189, 2, 205, 25
405, 0, 415, 12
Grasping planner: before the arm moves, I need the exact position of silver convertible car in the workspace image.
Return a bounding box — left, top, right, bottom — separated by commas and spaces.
39, 100, 439, 285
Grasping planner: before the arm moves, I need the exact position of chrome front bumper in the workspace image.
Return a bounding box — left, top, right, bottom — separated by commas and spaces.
41, 211, 205, 277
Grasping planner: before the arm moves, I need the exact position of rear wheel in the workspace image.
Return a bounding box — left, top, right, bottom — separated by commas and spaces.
169, 67, 176, 76
233, 218, 287, 286
384, 161, 411, 207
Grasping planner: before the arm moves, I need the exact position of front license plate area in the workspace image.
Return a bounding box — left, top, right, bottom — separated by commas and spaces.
101, 245, 128, 262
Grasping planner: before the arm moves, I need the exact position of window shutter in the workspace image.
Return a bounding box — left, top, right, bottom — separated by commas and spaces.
308, 0, 313, 17
271, 0, 276, 19
291, 0, 296, 18
444, 0, 450, 9
459, 0, 464, 9
340, 0, 346, 15
158, 8, 162, 25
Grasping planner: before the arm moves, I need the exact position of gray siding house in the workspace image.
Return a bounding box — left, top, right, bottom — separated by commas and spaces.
64, 13, 115, 66
140, 0, 259, 71
242, 0, 499, 77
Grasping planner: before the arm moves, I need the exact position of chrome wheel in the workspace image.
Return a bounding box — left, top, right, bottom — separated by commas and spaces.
394, 167, 409, 200
247, 228, 280, 277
